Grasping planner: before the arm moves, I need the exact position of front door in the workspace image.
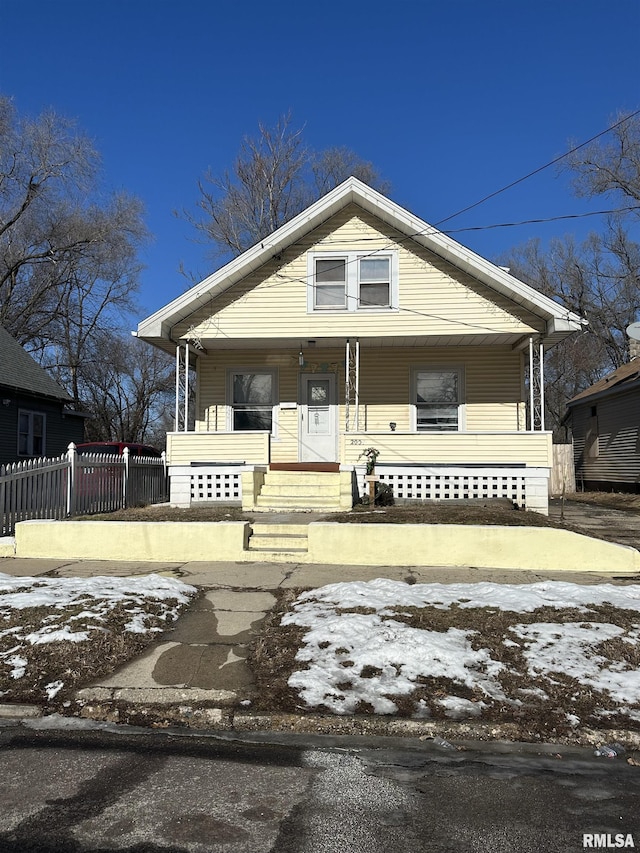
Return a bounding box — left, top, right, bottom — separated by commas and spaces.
299, 373, 337, 462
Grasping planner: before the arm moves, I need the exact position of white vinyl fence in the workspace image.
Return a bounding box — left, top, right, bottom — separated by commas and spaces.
1, 443, 168, 536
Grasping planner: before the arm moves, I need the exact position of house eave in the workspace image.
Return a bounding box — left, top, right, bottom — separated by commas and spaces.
567, 376, 640, 410
137, 177, 586, 347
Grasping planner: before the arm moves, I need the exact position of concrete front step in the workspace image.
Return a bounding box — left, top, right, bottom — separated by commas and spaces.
250, 469, 346, 513
263, 471, 341, 485
249, 533, 308, 550
259, 483, 341, 497
248, 522, 309, 555
255, 495, 341, 508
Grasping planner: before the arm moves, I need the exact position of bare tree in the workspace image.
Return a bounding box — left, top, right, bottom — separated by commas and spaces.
566, 111, 640, 206
187, 114, 390, 259
79, 335, 174, 444
502, 113, 640, 435
0, 95, 147, 401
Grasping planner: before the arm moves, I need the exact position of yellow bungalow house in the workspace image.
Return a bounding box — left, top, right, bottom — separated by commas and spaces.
137, 178, 585, 515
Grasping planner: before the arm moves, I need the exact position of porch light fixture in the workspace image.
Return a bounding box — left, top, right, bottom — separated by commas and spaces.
298, 350, 304, 367
389, 421, 397, 431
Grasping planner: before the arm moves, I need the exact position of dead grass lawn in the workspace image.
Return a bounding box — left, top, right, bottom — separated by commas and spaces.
249, 588, 640, 740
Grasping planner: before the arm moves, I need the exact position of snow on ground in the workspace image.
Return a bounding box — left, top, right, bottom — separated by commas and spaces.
282, 578, 640, 720
0, 573, 196, 699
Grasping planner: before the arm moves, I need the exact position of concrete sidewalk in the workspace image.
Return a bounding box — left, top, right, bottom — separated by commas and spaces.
1, 555, 637, 733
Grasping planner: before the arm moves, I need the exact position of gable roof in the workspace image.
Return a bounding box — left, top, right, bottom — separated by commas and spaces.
138, 177, 586, 348
0, 325, 72, 402
567, 358, 640, 408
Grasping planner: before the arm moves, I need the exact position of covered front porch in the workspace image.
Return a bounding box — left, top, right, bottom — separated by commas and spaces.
166, 428, 552, 513
166, 334, 553, 512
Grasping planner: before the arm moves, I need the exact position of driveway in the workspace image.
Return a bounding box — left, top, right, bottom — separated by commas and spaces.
549, 498, 640, 554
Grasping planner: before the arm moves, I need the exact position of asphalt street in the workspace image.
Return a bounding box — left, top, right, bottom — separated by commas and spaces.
0, 724, 637, 853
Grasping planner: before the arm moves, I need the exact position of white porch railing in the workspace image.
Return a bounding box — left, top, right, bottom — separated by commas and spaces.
341, 431, 553, 468
166, 431, 270, 465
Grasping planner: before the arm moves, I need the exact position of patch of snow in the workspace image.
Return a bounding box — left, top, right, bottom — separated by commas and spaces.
45, 680, 64, 699
7, 655, 27, 679
285, 608, 505, 715
437, 696, 486, 719
512, 622, 640, 704
283, 580, 640, 717
25, 627, 90, 645
291, 578, 640, 615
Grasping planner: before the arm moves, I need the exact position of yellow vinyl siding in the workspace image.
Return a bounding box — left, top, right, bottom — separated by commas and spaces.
358, 346, 522, 432
192, 345, 527, 463
196, 347, 345, 462
174, 206, 543, 343
167, 431, 270, 464
341, 432, 552, 468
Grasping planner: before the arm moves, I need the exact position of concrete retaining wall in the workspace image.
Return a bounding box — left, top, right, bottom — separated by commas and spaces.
14, 520, 250, 562
306, 523, 640, 573
8, 519, 640, 573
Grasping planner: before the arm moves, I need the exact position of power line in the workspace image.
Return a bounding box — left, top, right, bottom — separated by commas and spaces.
445, 205, 640, 234
297, 205, 640, 244
192, 112, 640, 335
433, 109, 640, 227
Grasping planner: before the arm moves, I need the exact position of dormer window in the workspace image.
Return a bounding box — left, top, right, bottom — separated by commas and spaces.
309, 251, 397, 312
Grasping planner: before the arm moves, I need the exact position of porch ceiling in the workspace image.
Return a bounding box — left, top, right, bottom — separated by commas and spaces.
191, 333, 526, 351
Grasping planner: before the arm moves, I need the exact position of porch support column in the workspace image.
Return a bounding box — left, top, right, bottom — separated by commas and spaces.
345, 338, 360, 432
174, 342, 192, 432
183, 342, 190, 432
174, 344, 180, 431
528, 336, 545, 431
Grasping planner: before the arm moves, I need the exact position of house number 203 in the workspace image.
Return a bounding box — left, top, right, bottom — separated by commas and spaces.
349, 439, 363, 445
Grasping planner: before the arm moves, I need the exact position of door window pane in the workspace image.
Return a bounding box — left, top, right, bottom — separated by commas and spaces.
310, 380, 329, 403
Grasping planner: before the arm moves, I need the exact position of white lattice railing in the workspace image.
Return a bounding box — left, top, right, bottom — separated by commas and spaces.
357, 465, 532, 507
169, 465, 243, 505
190, 468, 242, 502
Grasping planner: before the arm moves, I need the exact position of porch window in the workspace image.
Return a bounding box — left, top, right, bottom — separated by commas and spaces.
229, 370, 277, 432
18, 410, 45, 456
413, 369, 463, 431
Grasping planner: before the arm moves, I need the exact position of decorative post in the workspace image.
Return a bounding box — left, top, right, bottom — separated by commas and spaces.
122, 446, 130, 508
66, 442, 77, 517
360, 447, 380, 505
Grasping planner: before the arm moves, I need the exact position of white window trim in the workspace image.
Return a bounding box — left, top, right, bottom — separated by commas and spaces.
411, 366, 466, 432
18, 409, 46, 457
307, 251, 398, 313
226, 368, 279, 437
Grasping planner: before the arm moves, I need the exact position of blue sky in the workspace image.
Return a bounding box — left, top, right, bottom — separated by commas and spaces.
2, 0, 639, 322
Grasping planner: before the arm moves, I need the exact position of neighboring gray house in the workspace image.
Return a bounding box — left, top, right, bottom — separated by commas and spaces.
0, 326, 84, 464
566, 345, 640, 492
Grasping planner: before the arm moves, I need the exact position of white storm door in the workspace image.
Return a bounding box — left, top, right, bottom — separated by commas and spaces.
299, 373, 337, 462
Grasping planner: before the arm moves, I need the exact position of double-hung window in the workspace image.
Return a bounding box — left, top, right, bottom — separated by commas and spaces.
358, 257, 391, 308
18, 410, 46, 456
314, 258, 347, 308
413, 368, 463, 432
229, 370, 277, 432
309, 252, 396, 312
